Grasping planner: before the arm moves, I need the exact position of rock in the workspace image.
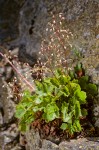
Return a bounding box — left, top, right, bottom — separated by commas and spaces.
0, 124, 20, 150
59, 138, 99, 150
25, 129, 42, 150
0, 47, 36, 149
41, 140, 59, 150
18, 44, 38, 66
3, 143, 22, 150
25, 129, 59, 150
10, 144, 22, 150
93, 102, 99, 134
3, 124, 19, 143
25, 129, 99, 150
18, 0, 49, 65
0, 111, 3, 126
0, 79, 15, 124
0, 0, 23, 44
0, 0, 99, 149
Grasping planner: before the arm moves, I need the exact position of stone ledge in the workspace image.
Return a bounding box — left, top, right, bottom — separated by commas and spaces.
25, 129, 99, 150
59, 137, 99, 150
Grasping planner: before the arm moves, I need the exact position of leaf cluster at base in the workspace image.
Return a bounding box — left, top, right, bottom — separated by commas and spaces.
15, 65, 98, 136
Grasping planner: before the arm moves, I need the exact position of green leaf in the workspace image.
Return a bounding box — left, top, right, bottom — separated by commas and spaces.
68, 124, 74, 134
55, 68, 63, 77
53, 91, 63, 101
73, 120, 82, 132
46, 84, 54, 93
35, 97, 42, 104
25, 116, 34, 124
69, 70, 75, 79
22, 90, 34, 102
35, 81, 43, 91
78, 76, 89, 90
33, 106, 44, 112
15, 105, 26, 119
61, 86, 70, 97
81, 108, 88, 117
74, 63, 82, 72
69, 96, 76, 105
19, 122, 27, 132
36, 91, 47, 97
23, 90, 32, 98
59, 75, 71, 84
42, 82, 49, 93
60, 123, 68, 130
44, 113, 57, 122
43, 103, 59, 122
61, 102, 72, 123
54, 86, 69, 100
80, 76, 89, 82
70, 82, 81, 91
73, 48, 81, 58
61, 102, 68, 117
87, 83, 98, 95
75, 101, 82, 118
74, 89, 86, 104
50, 78, 60, 87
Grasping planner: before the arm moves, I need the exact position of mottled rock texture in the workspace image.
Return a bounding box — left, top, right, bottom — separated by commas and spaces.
25, 129, 99, 150
0, 78, 21, 150
0, 49, 34, 150
0, 0, 24, 43
13, 0, 99, 67
0, 0, 99, 150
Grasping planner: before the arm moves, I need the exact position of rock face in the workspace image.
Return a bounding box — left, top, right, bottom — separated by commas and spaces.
0, 0, 99, 66
12, 0, 99, 66
0, 78, 21, 150
25, 129, 99, 150
0, 0, 99, 150
0, 0, 23, 43
18, 0, 50, 65
0, 48, 35, 149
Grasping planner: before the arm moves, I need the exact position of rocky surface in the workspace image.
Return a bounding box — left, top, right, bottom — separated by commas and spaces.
0, 0, 99, 150
25, 129, 99, 150
0, 48, 34, 149
0, 78, 21, 150
0, 0, 24, 44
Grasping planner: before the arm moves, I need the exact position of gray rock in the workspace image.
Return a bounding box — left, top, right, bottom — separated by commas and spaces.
25, 129, 99, 150
11, 145, 22, 150
0, 124, 20, 150
25, 129, 59, 150
18, 0, 49, 65
3, 124, 19, 143
0, 79, 15, 124
0, 111, 3, 126
3, 143, 22, 150
93, 101, 99, 134
25, 129, 42, 150
41, 140, 59, 150
0, 1, 99, 150
0, 0, 23, 43
59, 138, 99, 150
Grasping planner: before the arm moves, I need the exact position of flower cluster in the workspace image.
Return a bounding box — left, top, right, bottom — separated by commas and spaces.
33, 13, 74, 79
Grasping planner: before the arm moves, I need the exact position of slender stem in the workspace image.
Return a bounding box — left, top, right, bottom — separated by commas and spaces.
0, 52, 35, 92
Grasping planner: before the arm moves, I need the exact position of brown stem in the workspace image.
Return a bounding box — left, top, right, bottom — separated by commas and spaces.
0, 52, 35, 92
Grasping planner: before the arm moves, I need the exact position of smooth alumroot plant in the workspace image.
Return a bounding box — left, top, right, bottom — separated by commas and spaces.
15, 63, 98, 135
15, 63, 98, 136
